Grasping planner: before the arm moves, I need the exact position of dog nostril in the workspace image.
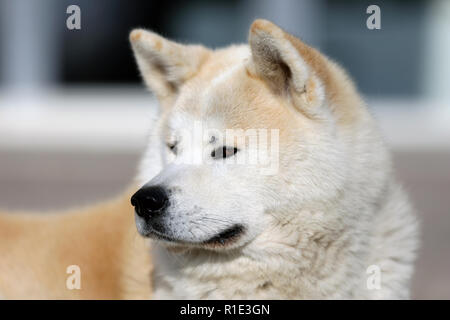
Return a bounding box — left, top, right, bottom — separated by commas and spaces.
143, 193, 167, 213
131, 186, 168, 217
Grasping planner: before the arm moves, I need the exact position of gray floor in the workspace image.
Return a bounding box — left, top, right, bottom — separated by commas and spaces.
0, 150, 449, 299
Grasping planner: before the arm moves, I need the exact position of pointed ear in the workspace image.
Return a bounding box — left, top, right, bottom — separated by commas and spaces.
130, 29, 210, 107
248, 20, 327, 116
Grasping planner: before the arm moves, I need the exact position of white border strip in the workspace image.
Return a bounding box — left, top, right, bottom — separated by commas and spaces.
0, 89, 449, 152
0, 88, 157, 152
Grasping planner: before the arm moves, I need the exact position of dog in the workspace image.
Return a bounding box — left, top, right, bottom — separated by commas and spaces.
0, 19, 418, 299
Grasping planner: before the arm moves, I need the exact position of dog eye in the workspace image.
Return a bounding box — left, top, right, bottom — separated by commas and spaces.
211, 146, 238, 159
167, 142, 177, 154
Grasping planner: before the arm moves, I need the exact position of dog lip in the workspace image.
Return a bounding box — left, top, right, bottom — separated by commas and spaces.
203, 224, 245, 246
142, 228, 178, 242
141, 224, 245, 248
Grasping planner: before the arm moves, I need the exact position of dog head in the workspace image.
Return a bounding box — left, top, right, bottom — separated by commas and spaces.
129, 20, 375, 251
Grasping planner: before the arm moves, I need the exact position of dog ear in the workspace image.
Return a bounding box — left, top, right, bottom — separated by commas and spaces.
248, 19, 327, 117
130, 29, 210, 107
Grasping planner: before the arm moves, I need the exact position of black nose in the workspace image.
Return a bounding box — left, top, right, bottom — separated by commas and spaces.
131, 186, 169, 217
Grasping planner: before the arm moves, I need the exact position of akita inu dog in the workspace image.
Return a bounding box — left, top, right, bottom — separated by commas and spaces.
0, 19, 418, 299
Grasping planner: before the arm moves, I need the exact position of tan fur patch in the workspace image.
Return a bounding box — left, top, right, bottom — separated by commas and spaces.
0, 187, 152, 299
250, 19, 364, 126
154, 39, 162, 51
129, 30, 142, 42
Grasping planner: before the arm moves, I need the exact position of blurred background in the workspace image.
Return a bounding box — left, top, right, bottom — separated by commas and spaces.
0, 0, 449, 299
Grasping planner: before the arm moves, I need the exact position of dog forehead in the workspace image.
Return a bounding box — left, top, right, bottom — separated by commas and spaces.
167, 77, 251, 136
165, 44, 292, 134
168, 65, 246, 128
177, 49, 250, 107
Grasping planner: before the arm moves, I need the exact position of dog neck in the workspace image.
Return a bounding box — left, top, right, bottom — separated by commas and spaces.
149, 209, 369, 299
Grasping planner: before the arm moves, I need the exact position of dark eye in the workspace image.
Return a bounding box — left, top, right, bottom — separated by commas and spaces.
167, 142, 177, 154
211, 146, 238, 159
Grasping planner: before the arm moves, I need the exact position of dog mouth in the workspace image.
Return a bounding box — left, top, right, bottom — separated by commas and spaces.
143, 224, 245, 248
202, 225, 245, 246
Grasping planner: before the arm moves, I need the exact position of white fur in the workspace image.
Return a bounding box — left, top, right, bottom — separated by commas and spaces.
131, 20, 419, 299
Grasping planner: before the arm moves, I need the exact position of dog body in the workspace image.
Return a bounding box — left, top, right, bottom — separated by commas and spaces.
0, 19, 418, 299
0, 190, 151, 299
